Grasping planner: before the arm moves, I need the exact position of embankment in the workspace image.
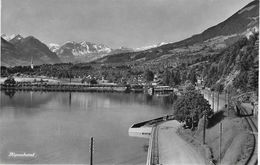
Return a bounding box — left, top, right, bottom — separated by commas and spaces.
178, 109, 255, 165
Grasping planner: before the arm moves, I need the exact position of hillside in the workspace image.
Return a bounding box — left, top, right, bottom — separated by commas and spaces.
203, 32, 259, 92
1, 38, 28, 66
96, 0, 259, 65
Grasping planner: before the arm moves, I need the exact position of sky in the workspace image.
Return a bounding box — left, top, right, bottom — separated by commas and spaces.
1, 0, 253, 48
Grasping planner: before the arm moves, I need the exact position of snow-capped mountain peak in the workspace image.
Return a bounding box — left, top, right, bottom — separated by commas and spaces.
49, 40, 135, 63
1, 34, 23, 41
134, 42, 168, 51
48, 43, 60, 52
80, 41, 112, 53
1, 34, 10, 41
49, 43, 60, 47
53, 40, 113, 59
80, 41, 91, 47
64, 41, 77, 44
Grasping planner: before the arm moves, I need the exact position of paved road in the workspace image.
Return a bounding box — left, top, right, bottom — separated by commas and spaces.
158, 120, 205, 165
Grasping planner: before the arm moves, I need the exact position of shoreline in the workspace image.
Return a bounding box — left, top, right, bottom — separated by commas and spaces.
0, 84, 129, 93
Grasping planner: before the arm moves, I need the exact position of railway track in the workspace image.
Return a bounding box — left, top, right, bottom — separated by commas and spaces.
236, 103, 258, 165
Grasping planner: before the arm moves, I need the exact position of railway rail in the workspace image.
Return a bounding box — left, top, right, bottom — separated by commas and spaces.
236, 103, 258, 165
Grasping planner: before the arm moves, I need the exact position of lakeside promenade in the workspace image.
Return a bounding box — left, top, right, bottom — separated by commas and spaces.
147, 89, 226, 165
145, 119, 205, 165
156, 120, 205, 165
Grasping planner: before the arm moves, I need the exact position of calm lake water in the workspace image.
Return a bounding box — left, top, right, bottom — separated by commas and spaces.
0, 91, 174, 164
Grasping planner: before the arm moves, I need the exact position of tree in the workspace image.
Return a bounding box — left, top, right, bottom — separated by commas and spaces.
188, 69, 197, 85
163, 69, 172, 86
233, 72, 248, 92
90, 78, 98, 85
173, 70, 181, 85
144, 70, 154, 82
173, 90, 212, 129
0, 66, 9, 77
184, 81, 195, 92
4, 76, 16, 85
247, 67, 258, 91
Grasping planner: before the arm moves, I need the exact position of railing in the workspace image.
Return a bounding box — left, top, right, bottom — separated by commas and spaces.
130, 115, 174, 128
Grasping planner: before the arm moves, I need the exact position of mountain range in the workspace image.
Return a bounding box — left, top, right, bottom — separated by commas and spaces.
48, 41, 135, 63
1, 0, 259, 67
2, 33, 166, 66
1, 34, 138, 66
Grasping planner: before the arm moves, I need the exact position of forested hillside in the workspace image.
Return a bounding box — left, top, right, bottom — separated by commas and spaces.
203, 32, 258, 92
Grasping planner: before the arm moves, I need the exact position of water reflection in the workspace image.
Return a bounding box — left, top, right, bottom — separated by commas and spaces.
0, 91, 174, 164
1, 91, 177, 115
145, 94, 153, 103
69, 92, 71, 108
162, 94, 178, 106
4, 90, 16, 98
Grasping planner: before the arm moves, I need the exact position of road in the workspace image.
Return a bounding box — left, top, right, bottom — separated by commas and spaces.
158, 120, 206, 165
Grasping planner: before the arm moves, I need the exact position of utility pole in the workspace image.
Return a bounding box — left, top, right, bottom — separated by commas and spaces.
224, 90, 227, 105
217, 92, 219, 112
212, 91, 215, 111
203, 112, 207, 145
251, 102, 254, 116
90, 137, 94, 165
227, 91, 230, 116
219, 123, 223, 165
208, 89, 210, 101
70, 70, 72, 84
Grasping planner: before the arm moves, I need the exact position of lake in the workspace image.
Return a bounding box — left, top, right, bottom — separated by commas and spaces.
0, 91, 174, 164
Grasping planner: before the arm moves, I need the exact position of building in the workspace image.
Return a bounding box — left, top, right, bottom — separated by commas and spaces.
31, 57, 34, 69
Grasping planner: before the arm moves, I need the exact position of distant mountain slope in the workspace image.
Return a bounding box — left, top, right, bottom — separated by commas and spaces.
134, 42, 168, 51
8, 34, 23, 45
96, 0, 259, 64
1, 38, 28, 66
1, 35, 61, 66
159, 0, 259, 50
1, 34, 22, 42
